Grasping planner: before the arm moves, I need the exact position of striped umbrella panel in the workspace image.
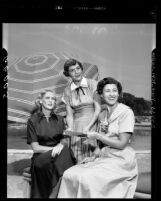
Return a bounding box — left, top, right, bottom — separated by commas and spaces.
8, 52, 99, 123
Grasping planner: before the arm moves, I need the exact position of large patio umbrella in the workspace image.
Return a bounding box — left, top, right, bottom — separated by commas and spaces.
8, 52, 99, 123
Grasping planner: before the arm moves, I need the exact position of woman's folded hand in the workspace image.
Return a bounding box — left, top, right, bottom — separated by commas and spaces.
79, 156, 96, 164
51, 143, 64, 158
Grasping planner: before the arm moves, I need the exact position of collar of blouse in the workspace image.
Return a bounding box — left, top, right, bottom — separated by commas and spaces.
37, 110, 58, 123
70, 77, 88, 91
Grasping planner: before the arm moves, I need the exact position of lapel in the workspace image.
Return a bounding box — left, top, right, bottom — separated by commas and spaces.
108, 103, 129, 123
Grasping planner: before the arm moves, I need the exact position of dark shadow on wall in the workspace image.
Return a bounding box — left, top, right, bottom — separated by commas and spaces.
7, 159, 31, 176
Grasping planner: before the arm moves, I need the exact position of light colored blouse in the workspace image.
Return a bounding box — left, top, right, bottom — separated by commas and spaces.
62, 77, 98, 109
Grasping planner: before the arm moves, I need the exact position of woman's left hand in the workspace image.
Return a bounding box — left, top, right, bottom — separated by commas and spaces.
51, 143, 64, 158
79, 156, 96, 164
93, 147, 101, 158
87, 131, 99, 140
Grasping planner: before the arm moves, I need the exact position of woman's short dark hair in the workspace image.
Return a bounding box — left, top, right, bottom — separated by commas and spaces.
97, 77, 122, 96
63, 58, 83, 77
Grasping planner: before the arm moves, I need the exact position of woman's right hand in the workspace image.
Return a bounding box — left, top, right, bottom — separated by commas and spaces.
83, 126, 90, 134
51, 143, 64, 158
65, 127, 73, 131
64, 127, 73, 136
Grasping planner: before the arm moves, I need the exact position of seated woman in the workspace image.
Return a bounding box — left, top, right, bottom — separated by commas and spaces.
58, 77, 138, 198
27, 89, 76, 198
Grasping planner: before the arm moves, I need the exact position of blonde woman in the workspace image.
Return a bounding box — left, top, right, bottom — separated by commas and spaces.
27, 89, 76, 198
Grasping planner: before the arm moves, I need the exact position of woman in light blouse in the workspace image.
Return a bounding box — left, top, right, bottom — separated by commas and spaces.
62, 58, 101, 162
58, 77, 138, 198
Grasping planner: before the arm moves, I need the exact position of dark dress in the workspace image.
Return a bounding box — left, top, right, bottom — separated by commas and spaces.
27, 111, 76, 198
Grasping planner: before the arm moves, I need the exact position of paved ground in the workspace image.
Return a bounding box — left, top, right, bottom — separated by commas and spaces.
7, 150, 151, 198
7, 175, 30, 198
7, 150, 32, 198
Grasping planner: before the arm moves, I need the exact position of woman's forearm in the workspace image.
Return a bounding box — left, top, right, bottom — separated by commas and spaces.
66, 116, 74, 129
97, 134, 127, 150
87, 111, 100, 130
65, 105, 74, 130
31, 143, 54, 153
87, 102, 101, 130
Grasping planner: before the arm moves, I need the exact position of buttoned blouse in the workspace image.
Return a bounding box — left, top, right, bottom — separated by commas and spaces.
27, 111, 65, 147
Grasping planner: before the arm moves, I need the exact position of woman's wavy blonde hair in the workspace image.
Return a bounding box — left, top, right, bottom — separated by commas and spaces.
31, 89, 57, 114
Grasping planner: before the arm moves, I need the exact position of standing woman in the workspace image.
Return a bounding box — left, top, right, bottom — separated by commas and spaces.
58, 77, 138, 198
27, 89, 76, 198
62, 58, 101, 162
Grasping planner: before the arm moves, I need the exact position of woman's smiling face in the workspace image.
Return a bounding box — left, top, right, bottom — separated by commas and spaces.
68, 64, 83, 83
102, 84, 119, 106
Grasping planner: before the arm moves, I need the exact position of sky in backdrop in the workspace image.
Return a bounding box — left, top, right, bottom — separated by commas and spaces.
4, 23, 156, 100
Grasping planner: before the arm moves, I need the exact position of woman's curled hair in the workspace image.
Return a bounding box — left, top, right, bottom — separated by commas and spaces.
97, 77, 122, 96
30, 89, 56, 115
63, 58, 83, 77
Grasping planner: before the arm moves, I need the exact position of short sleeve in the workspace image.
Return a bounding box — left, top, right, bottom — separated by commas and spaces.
88, 79, 98, 96
89, 79, 106, 105
119, 108, 135, 134
61, 87, 71, 105
93, 92, 102, 105
27, 119, 38, 144
93, 92, 106, 106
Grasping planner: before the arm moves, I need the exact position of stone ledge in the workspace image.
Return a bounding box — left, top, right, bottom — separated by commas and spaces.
8, 149, 33, 154
8, 149, 151, 154
135, 150, 151, 154
7, 175, 30, 198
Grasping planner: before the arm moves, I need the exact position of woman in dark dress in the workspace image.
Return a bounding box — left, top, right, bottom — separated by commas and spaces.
27, 89, 76, 198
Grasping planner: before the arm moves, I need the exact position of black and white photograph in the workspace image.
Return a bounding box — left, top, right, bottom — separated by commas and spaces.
2, 3, 157, 199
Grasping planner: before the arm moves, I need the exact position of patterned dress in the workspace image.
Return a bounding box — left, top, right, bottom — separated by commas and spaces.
62, 77, 98, 162
58, 103, 138, 198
